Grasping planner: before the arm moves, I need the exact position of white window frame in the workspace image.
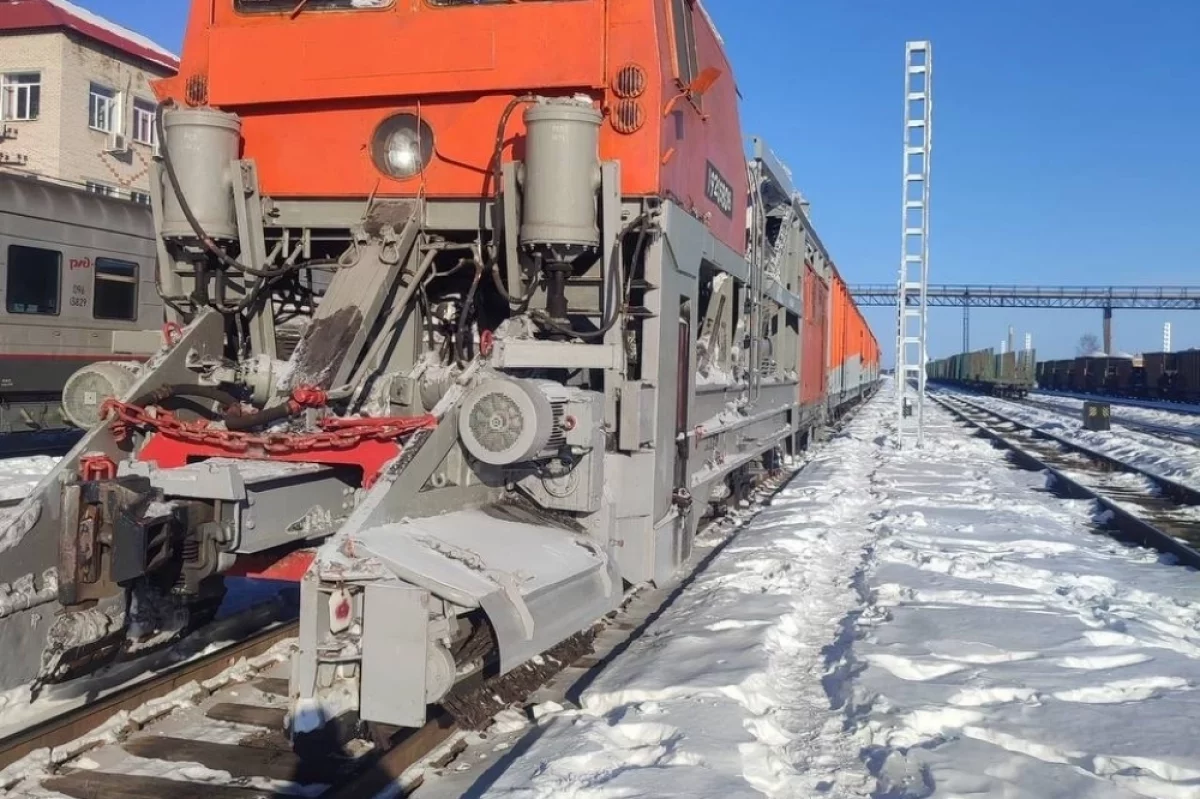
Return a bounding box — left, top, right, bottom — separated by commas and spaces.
85, 181, 119, 198
132, 98, 157, 146
130, 190, 151, 205
1, 72, 41, 121
89, 83, 118, 133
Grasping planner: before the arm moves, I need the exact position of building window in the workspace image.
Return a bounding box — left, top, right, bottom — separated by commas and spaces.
85, 182, 119, 197
131, 190, 151, 205
89, 83, 117, 132
93, 258, 139, 321
1, 73, 41, 121
133, 99, 157, 145
5, 244, 61, 315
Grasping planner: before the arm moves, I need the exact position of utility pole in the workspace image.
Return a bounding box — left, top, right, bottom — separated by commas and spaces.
1164, 322, 1172, 353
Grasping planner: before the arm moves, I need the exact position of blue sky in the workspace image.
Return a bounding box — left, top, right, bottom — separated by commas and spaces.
89, 0, 1200, 362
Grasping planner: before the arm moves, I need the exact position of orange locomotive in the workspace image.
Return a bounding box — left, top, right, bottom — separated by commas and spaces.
0, 0, 880, 742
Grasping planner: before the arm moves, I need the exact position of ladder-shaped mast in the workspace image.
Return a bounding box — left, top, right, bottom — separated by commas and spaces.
897, 40, 933, 447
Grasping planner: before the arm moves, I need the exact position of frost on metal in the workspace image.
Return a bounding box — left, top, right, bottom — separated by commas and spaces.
0, 568, 57, 620
0, 498, 44, 558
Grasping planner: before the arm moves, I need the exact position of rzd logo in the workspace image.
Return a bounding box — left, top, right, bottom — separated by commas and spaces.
705, 161, 734, 218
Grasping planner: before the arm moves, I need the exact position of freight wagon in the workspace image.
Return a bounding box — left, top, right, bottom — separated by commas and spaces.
1035, 351, 1200, 403
927, 347, 1035, 397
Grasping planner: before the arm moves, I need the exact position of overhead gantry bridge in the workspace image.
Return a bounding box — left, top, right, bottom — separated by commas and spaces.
851, 284, 1200, 353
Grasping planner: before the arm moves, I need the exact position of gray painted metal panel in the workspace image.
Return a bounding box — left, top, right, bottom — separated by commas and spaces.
361, 581, 430, 728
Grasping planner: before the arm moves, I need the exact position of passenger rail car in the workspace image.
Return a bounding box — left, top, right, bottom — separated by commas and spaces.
0, 174, 163, 437
0, 0, 879, 746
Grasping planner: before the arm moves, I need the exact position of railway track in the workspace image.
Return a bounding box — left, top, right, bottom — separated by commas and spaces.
1034, 389, 1200, 417
0, 390, 879, 798
0, 460, 813, 798
934, 393, 1200, 568
1017, 396, 1200, 448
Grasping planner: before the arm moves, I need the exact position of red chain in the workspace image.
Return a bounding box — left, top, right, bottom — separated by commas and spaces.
101, 396, 435, 459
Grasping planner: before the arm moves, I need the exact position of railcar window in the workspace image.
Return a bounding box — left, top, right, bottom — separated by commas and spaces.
234, 0, 393, 11
93, 258, 139, 321
669, 0, 699, 87
5, 245, 61, 316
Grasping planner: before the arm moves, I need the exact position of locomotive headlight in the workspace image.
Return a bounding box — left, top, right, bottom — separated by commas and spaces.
371, 113, 434, 179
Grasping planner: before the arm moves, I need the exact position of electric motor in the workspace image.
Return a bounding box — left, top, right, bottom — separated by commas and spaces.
458, 378, 569, 466
61, 361, 144, 429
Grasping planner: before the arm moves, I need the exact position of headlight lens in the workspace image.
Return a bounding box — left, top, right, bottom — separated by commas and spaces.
371, 113, 434, 179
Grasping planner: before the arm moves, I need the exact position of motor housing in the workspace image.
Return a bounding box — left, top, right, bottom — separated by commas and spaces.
458, 378, 570, 466
61, 361, 144, 429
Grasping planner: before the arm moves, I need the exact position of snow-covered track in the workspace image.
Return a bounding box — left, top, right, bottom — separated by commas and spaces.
934, 393, 1200, 568
1019, 396, 1200, 448
5, 391, 880, 799
0, 618, 299, 773
1034, 388, 1200, 416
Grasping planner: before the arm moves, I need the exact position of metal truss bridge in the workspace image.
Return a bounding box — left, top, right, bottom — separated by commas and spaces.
851, 285, 1200, 353
851, 285, 1200, 310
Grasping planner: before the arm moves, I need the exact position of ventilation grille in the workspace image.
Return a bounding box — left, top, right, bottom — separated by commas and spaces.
185, 75, 209, 107
467, 390, 525, 455
612, 64, 648, 99
547, 401, 567, 451
612, 100, 645, 135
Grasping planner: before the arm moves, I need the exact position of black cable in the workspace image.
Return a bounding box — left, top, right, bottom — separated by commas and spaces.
130, 384, 239, 409
455, 261, 485, 365
530, 214, 650, 341
155, 102, 339, 282
223, 402, 297, 431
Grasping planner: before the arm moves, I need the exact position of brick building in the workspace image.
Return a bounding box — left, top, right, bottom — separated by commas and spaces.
0, 0, 178, 202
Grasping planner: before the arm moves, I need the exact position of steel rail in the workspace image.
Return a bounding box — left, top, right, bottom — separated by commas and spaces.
27, 388, 883, 799
933, 393, 1200, 569
1032, 389, 1200, 417
1016, 397, 1200, 448
0, 620, 299, 770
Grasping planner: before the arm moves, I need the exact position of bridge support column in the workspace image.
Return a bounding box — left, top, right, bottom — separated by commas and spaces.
1103, 306, 1113, 354
962, 304, 970, 352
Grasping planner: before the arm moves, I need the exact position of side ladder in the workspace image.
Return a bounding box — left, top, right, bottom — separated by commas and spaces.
896, 40, 933, 447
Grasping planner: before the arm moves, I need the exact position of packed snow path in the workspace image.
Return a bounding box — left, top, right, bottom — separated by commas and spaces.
419, 385, 1200, 799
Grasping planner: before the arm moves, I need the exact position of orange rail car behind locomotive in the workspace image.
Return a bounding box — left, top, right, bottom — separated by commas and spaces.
154, 0, 746, 253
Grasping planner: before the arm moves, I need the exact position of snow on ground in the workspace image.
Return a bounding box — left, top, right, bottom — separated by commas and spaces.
439, 384, 1200, 798
1034, 390, 1200, 418
950, 390, 1200, 489
1030, 392, 1200, 436
0, 456, 57, 503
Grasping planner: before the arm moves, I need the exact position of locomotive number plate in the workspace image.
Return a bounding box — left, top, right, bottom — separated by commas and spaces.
706, 161, 734, 218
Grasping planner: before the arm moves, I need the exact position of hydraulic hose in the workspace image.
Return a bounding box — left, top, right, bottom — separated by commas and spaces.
155, 101, 336, 281
530, 213, 651, 341
131, 384, 239, 409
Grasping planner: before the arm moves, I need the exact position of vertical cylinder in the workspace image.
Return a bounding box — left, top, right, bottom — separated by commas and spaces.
519, 98, 602, 253
160, 108, 242, 242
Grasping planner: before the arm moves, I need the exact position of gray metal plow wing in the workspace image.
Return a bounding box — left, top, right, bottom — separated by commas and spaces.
339, 508, 618, 673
